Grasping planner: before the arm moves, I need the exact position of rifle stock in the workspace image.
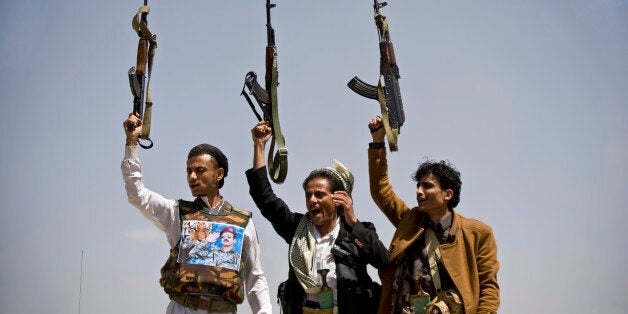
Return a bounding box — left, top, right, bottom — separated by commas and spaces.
243, 72, 270, 121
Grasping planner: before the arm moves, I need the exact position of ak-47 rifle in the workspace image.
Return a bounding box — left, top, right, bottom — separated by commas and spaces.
241, 0, 288, 184
128, 1, 157, 149
348, 0, 404, 151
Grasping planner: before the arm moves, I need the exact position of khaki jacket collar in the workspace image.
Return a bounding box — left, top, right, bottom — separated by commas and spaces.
389, 209, 460, 261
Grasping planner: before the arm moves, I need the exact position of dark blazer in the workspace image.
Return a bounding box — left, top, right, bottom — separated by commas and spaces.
246, 166, 390, 313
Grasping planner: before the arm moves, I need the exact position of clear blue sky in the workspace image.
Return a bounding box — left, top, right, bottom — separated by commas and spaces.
1, 1, 627, 313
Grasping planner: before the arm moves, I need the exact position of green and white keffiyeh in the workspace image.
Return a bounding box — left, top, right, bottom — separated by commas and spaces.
289, 214, 318, 289
289, 159, 354, 289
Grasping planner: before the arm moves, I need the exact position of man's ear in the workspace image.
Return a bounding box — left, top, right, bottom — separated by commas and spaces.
216, 167, 225, 181
444, 189, 454, 201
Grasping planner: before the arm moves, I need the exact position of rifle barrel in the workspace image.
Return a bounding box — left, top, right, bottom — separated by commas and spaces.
141, 0, 148, 24
266, 0, 276, 46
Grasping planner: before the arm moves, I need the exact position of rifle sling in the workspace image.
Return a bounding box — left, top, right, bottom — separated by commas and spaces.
132, 5, 157, 145
240, 70, 288, 184
240, 89, 264, 122
377, 78, 400, 151
267, 62, 287, 183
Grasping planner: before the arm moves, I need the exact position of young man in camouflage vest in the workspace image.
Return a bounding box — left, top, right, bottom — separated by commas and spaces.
122, 113, 272, 313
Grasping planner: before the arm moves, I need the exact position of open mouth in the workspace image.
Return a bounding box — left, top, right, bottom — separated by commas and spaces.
310, 209, 322, 216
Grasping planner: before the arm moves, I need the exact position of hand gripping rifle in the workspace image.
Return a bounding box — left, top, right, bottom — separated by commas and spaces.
348, 0, 405, 151
241, 0, 288, 184
128, 1, 157, 149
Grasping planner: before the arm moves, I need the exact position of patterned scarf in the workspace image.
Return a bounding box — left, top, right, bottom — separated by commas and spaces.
289, 214, 318, 289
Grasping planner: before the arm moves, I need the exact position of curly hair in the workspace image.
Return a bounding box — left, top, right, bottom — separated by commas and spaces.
412, 159, 462, 210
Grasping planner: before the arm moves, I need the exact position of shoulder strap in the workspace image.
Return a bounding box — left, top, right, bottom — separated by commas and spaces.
266, 59, 288, 183
221, 201, 252, 219
377, 79, 399, 151
424, 228, 442, 292
177, 199, 204, 216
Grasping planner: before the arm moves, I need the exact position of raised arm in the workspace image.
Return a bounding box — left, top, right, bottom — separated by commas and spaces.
252, 120, 272, 170
121, 113, 179, 247
247, 121, 300, 243
367, 116, 410, 227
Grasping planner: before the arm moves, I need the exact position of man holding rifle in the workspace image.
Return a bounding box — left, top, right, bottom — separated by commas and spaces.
246, 120, 389, 313
122, 113, 272, 313
367, 117, 500, 314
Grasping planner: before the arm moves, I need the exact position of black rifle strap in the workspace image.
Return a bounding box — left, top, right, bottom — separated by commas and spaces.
240, 80, 265, 122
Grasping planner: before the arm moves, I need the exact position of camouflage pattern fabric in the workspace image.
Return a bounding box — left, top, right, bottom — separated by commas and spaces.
160, 199, 251, 305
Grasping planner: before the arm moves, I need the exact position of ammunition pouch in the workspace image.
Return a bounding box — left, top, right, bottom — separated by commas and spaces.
333, 240, 381, 314
423, 289, 463, 314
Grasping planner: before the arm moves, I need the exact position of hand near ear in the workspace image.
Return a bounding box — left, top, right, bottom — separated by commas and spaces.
332, 191, 357, 227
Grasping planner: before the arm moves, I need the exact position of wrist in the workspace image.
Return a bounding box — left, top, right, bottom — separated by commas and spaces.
371, 135, 385, 143
126, 137, 138, 146
369, 142, 386, 149
347, 217, 357, 228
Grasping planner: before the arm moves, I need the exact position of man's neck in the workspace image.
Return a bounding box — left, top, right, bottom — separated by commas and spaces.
201, 194, 223, 208
428, 208, 451, 226
315, 219, 338, 237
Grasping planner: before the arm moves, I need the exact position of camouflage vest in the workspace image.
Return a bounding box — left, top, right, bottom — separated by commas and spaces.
160, 198, 251, 304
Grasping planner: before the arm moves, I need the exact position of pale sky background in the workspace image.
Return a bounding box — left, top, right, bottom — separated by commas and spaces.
1, 1, 627, 313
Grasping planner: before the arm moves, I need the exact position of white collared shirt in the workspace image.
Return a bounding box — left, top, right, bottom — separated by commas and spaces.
312, 218, 341, 301
121, 145, 272, 314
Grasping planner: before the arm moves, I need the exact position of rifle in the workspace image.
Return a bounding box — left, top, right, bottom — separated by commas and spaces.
241, 0, 288, 184
348, 0, 405, 151
128, 1, 157, 149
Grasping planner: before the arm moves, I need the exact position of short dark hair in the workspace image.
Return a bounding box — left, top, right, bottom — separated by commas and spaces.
302, 170, 345, 194
412, 160, 461, 209
188, 144, 228, 188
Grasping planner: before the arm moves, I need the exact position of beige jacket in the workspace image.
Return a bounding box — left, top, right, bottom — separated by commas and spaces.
369, 148, 499, 314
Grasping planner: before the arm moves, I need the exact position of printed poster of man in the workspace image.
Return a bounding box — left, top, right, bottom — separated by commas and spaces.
178, 220, 244, 271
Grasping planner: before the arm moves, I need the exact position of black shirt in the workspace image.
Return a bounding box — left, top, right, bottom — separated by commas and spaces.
403, 212, 456, 298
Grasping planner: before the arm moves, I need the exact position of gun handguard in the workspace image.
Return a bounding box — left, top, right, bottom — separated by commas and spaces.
128, 4, 157, 149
